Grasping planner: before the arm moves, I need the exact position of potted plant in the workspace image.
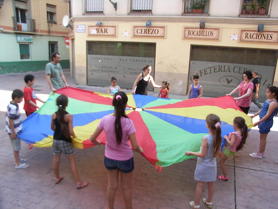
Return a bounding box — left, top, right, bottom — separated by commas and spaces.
258, 0, 267, 15
250, 3, 256, 15
241, 5, 247, 15
191, 0, 207, 14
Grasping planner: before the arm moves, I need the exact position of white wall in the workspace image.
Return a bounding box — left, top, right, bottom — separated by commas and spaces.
270, 0, 278, 17
209, 0, 241, 16
104, 0, 129, 15
71, 0, 84, 16
153, 0, 183, 16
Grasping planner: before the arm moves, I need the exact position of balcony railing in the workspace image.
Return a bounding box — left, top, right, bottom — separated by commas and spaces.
184, 0, 209, 14
12, 17, 36, 33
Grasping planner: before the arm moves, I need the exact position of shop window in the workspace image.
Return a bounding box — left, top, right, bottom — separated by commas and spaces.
19, 44, 30, 59
86, 0, 104, 13
131, 0, 153, 12
47, 4, 56, 24
48, 41, 58, 60
184, 0, 209, 14
241, 0, 270, 16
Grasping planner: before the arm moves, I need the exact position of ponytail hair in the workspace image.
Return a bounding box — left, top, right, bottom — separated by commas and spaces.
112, 91, 128, 144
56, 95, 71, 140
234, 117, 248, 151
206, 114, 222, 157
142, 65, 151, 72
162, 81, 170, 90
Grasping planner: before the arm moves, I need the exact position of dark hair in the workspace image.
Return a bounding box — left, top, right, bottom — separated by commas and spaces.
233, 117, 248, 151
51, 52, 60, 61
206, 114, 221, 157
267, 86, 278, 100
112, 91, 128, 144
243, 71, 253, 80
24, 74, 35, 84
142, 65, 151, 72
162, 81, 170, 90
55, 95, 71, 140
12, 89, 24, 100
193, 74, 199, 80
111, 77, 117, 82
252, 71, 258, 76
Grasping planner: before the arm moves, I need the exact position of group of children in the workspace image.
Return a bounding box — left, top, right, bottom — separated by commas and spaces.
5, 71, 278, 209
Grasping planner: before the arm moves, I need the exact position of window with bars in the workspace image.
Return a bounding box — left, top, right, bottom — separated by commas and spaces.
131, 0, 153, 12
241, 0, 270, 16
86, 0, 104, 12
184, 0, 209, 14
47, 4, 56, 24
19, 44, 30, 59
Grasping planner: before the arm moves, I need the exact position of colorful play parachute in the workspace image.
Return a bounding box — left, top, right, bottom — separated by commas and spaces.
18, 87, 252, 167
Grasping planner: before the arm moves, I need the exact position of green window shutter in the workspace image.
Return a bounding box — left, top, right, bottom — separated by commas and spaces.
19, 44, 30, 59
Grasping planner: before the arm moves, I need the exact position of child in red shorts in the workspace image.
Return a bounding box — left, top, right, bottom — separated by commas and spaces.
23, 74, 44, 116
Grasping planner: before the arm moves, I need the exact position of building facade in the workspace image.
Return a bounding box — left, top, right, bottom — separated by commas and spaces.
70, 0, 278, 98
0, 0, 70, 74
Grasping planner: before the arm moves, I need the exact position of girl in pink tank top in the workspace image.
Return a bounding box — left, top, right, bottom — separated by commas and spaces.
218, 117, 248, 181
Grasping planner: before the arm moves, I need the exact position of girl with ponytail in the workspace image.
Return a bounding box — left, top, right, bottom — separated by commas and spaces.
90, 91, 142, 209
186, 114, 221, 209
51, 95, 88, 189
250, 86, 278, 159
218, 117, 248, 181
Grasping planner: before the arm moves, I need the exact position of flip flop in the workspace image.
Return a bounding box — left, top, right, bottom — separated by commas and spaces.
218, 175, 229, 181
55, 177, 64, 184
76, 182, 89, 190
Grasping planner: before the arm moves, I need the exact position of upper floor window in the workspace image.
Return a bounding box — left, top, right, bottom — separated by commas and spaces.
16, 8, 27, 23
131, 0, 153, 12
47, 4, 56, 24
184, 0, 209, 14
241, 0, 270, 16
86, 0, 104, 13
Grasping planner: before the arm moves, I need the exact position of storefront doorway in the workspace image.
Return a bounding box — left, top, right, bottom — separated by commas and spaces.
189, 46, 278, 101
87, 41, 156, 89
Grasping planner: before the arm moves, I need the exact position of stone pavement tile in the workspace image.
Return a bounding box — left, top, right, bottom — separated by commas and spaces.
235, 130, 278, 173
236, 167, 278, 209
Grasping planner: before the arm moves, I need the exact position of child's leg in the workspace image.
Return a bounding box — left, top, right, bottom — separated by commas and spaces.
219, 153, 228, 177
107, 170, 119, 209
207, 182, 214, 203
119, 171, 133, 209
259, 133, 268, 154
67, 154, 81, 184
53, 154, 61, 180
13, 151, 20, 166
194, 182, 204, 205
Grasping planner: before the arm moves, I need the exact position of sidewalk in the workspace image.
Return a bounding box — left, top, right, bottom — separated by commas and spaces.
0, 71, 277, 209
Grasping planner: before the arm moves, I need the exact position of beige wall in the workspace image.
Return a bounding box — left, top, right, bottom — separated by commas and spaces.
0, 0, 14, 29
72, 0, 278, 17
32, 0, 69, 34
71, 19, 278, 94
209, 0, 241, 17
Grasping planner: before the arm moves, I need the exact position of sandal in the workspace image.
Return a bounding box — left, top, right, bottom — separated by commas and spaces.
55, 177, 64, 184
202, 198, 214, 208
189, 201, 200, 209
218, 175, 229, 181
76, 182, 89, 190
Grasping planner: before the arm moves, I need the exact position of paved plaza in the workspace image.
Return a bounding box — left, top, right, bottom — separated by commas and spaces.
0, 71, 277, 209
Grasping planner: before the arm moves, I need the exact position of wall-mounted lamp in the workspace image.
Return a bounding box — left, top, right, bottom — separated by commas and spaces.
146, 20, 152, 27
199, 20, 205, 29
258, 24, 264, 32
96, 21, 103, 26
109, 0, 117, 11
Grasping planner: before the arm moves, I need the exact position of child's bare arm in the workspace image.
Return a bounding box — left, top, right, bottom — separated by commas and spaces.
198, 86, 203, 97
29, 100, 39, 108
186, 137, 208, 157
89, 127, 102, 145
9, 119, 16, 139
129, 133, 143, 153
67, 115, 76, 138
255, 102, 278, 125
225, 134, 236, 146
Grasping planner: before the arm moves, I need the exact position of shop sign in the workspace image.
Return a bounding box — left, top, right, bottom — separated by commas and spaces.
133, 26, 165, 38
240, 30, 278, 43
16, 35, 33, 43
189, 61, 274, 100
88, 26, 116, 36
184, 28, 219, 40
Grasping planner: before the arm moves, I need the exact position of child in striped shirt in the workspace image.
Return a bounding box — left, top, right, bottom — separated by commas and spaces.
5, 89, 29, 169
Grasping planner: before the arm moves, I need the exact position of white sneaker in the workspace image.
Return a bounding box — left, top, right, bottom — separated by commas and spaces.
15, 163, 29, 169
249, 152, 263, 159
189, 201, 200, 208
